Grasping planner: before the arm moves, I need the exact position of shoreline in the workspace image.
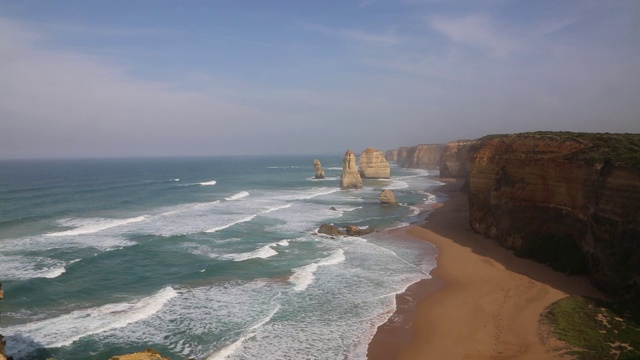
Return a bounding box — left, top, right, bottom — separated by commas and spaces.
367, 178, 602, 359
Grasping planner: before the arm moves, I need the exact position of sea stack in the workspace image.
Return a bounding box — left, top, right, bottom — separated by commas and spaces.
340, 150, 363, 190
359, 148, 391, 179
313, 159, 325, 179
378, 189, 397, 205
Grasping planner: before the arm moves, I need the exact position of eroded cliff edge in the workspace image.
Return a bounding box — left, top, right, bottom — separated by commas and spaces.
467, 132, 640, 297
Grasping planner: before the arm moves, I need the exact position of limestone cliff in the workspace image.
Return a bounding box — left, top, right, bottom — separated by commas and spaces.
468, 132, 640, 297
313, 159, 325, 179
396, 147, 409, 166
110, 348, 170, 360
359, 148, 391, 179
440, 140, 478, 178
385, 149, 398, 162
340, 150, 363, 189
396, 144, 444, 169
0, 335, 6, 360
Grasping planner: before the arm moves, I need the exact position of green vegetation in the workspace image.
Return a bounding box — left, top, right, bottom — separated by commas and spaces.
478, 131, 640, 167
515, 234, 589, 275
545, 296, 640, 359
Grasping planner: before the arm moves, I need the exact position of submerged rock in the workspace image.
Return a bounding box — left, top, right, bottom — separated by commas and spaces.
313, 159, 325, 179
359, 148, 391, 179
379, 189, 398, 205
340, 150, 363, 190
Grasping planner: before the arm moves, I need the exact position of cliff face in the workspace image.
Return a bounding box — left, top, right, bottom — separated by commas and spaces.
340, 150, 363, 189
359, 148, 391, 179
468, 133, 640, 296
440, 140, 478, 178
385, 149, 398, 162
396, 144, 444, 169
396, 147, 409, 166
0, 335, 6, 360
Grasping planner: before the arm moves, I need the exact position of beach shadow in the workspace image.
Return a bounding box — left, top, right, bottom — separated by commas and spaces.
422, 179, 602, 299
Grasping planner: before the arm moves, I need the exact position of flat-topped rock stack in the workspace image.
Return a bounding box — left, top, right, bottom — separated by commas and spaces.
359, 148, 391, 179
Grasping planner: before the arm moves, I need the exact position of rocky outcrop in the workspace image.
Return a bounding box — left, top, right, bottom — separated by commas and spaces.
440, 140, 478, 178
359, 148, 391, 179
313, 159, 325, 179
396, 144, 445, 169
0, 335, 6, 360
110, 348, 170, 360
385, 149, 398, 162
468, 132, 640, 297
379, 189, 397, 205
318, 223, 345, 236
317, 223, 374, 237
345, 225, 374, 236
340, 150, 363, 189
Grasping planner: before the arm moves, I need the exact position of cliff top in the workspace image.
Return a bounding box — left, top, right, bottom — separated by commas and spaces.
476, 131, 640, 167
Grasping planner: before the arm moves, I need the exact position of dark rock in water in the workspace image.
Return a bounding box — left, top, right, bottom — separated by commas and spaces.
329, 206, 338, 211
318, 223, 345, 236
345, 225, 374, 236
317, 223, 373, 237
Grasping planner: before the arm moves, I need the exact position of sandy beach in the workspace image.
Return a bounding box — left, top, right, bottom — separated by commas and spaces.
369, 179, 602, 360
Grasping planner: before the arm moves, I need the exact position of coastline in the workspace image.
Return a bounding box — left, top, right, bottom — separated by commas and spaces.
368, 179, 602, 359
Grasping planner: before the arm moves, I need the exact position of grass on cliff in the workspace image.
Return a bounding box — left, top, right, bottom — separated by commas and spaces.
478, 131, 640, 167
545, 296, 640, 359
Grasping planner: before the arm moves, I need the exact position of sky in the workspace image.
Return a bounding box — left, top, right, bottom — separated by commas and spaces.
0, 0, 639, 159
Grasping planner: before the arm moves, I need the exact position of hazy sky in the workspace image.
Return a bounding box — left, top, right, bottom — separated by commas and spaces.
1, 0, 638, 158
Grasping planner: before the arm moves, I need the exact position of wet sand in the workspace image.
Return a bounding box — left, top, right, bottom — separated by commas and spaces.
368, 179, 601, 359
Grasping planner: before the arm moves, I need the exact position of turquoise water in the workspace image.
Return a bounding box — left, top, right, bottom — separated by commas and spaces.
0, 156, 440, 360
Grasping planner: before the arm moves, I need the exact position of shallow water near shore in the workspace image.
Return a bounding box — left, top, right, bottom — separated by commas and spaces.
0, 156, 439, 360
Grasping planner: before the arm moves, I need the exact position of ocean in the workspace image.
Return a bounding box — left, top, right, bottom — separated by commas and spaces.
0, 156, 440, 360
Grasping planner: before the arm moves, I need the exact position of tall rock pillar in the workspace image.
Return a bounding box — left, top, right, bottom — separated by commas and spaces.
340, 150, 363, 189
313, 159, 325, 179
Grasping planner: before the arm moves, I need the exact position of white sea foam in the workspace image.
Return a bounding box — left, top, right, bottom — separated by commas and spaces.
220, 244, 279, 262
386, 180, 409, 190
289, 249, 345, 291
43, 266, 66, 278
0, 255, 68, 281
205, 215, 256, 233
225, 191, 249, 201
199, 180, 217, 186
260, 203, 291, 214
170, 178, 180, 182
3, 287, 178, 355
47, 216, 147, 237
306, 176, 340, 181
207, 305, 280, 360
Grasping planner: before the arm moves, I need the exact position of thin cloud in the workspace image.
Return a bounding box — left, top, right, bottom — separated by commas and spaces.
430, 14, 523, 57
300, 22, 401, 46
